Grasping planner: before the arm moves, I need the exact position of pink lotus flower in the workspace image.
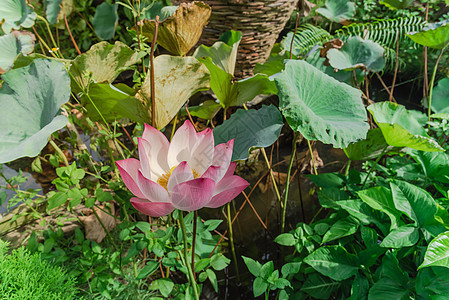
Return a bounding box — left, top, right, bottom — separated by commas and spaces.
116, 121, 249, 217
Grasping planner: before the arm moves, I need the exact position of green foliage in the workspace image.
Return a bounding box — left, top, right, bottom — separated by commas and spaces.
93, 2, 118, 40
406, 20, 449, 49
429, 78, 449, 114
0, 0, 36, 33
0, 59, 70, 163
316, 0, 356, 22
281, 24, 332, 56
0, 239, 77, 299
0, 31, 35, 72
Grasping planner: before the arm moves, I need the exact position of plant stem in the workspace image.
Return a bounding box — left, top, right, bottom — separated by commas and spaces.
281, 132, 298, 233
306, 139, 318, 175
361, 146, 388, 189
191, 211, 198, 280
49, 140, 69, 167
179, 211, 200, 300
427, 46, 447, 121
226, 202, 240, 280
150, 16, 159, 127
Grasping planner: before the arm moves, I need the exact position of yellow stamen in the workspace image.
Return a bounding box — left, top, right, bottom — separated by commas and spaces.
157, 165, 200, 191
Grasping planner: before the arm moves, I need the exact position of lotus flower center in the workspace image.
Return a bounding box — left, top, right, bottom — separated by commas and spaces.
157, 165, 200, 191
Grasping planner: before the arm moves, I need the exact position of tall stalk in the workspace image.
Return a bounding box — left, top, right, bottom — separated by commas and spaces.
281, 132, 298, 233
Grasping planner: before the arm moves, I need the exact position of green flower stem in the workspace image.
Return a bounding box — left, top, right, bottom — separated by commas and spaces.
281, 132, 298, 233
227, 202, 240, 280
49, 140, 69, 167
427, 46, 447, 121
178, 211, 200, 300
307, 139, 318, 175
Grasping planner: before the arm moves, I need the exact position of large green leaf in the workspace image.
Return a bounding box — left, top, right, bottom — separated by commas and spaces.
274, 59, 369, 148
344, 128, 396, 161
138, 55, 210, 130
197, 56, 277, 108
327, 37, 386, 72
0, 31, 35, 73
301, 273, 340, 299
194, 30, 242, 75
138, 1, 211, 56
0, 59, 70, 163
357, 186, 402, 230
368, 102, 443, 152
45, 0, 62, 24
416, 267, 449, 297
419, 231, 449, 270
429, 78, 449, 114
304, 246, 359, 281
336, 200, 387, 233
82, 83, 149, 123
322, 217, 359, 243
379, 0, 413, 9
380, 225, 419, 248
408, 149, 449, 184
69, 41, 140, 93
390, 180, 438, 227
182, 100, 221, 120
93, 2, 118, 40
140, 2, 178, 22
213, 105, 284, 161
368, 278, 409, 300
407, 20, 449, 49
0, 0, 36, 33
316, 0, 355, 23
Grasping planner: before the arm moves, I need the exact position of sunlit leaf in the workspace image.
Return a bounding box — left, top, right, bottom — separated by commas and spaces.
316, 0, 355, 23
138, 55, 210, 129
322, 217, 359, 243
140, 2, 177, 22
327, 37, 386, 72
0, 0, 36, 33
0, 31, 35, 73
380, 225, 419, 248
138, 1, 211, 56
213, 105, 283, 161
274, 59, 369, 148
407, 20, 449, 49
419, 231, 449, 270
344, 128, 396, 161
0, 59, 70, 163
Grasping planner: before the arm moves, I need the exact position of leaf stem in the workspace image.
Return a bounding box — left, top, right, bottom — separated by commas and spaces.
281, 132, 298, 232
179, 211, 200, 299
49, 139, 69, 167
226, 202, 240, 280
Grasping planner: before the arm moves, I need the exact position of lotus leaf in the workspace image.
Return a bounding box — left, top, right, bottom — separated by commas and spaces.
138, 1, 211, 56
0, 59, 70, 163
138, 55, 210, 130
140, 2, 178, 21
0, 31, 35, 73
327, 37, 386, 72
93, 2, 118, 40
69, 41, 139, 92
0, 0, 36, 33
274, 59, 369, 149
316, 0, 355, 23
368, 102, 443, 152
407, 20, 449, 49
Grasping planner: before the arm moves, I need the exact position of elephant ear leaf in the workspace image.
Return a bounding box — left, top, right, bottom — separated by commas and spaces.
0, 59, 70, 163
406, 20, 449, 49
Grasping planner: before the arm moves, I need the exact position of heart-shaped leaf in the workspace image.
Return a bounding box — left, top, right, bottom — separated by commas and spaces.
0, 0, 36, 33
428, 77, 449, 113
138, 55, 210, 129
327, 37, 386, 72
344, 128, 396, 161
93, 2, 118, 40
419, 231, 449, 270
368, 102, 443, 152
69, 41, 140, 93
0, 59, 70, 163
0, 31, 35, 74
407, 20, 449, 49
213, 105, 284, 161
317, 0, 355, 23
274, 59, 369, 148
138, 1, 211, 56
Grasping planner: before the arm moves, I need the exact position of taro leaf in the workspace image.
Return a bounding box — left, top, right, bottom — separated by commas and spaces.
197, 57, 277, 108
274, 59, 369, 149
303, 245, 359, 281
93, 2, 118, 40
138, 55, 210, 130
322, 217, 359, 243
419, 231, 449, 270
429, 78, 449, 113
138, 2, 211, 56
140, 2, 178, 22
306, 49, 355, 84
327, 37, 386, 72
0, 31, 35, 73
390, 180, 438, 227
193, 30, 241, 75
301, 272, 340, 299
213, 105, 283, 161
316, 0, 355, 23
0, 0, 36, 33
368, 102, 443, 152
45, 0, 63, 24
379, 0, 413, 9
407, 20, 449, 49
69, 41, 139, 93
344, 128, 396, 161
408, 149, 449, 184
0, 59, 70, 163
380, 225, 419, 248
182, 100, 221, 120
357, 186, 402, 230
82, 83, 149, 123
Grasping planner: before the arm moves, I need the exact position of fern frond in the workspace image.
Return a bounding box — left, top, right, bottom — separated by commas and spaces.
336, 16, 426, 49
282, 24, 332, 56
